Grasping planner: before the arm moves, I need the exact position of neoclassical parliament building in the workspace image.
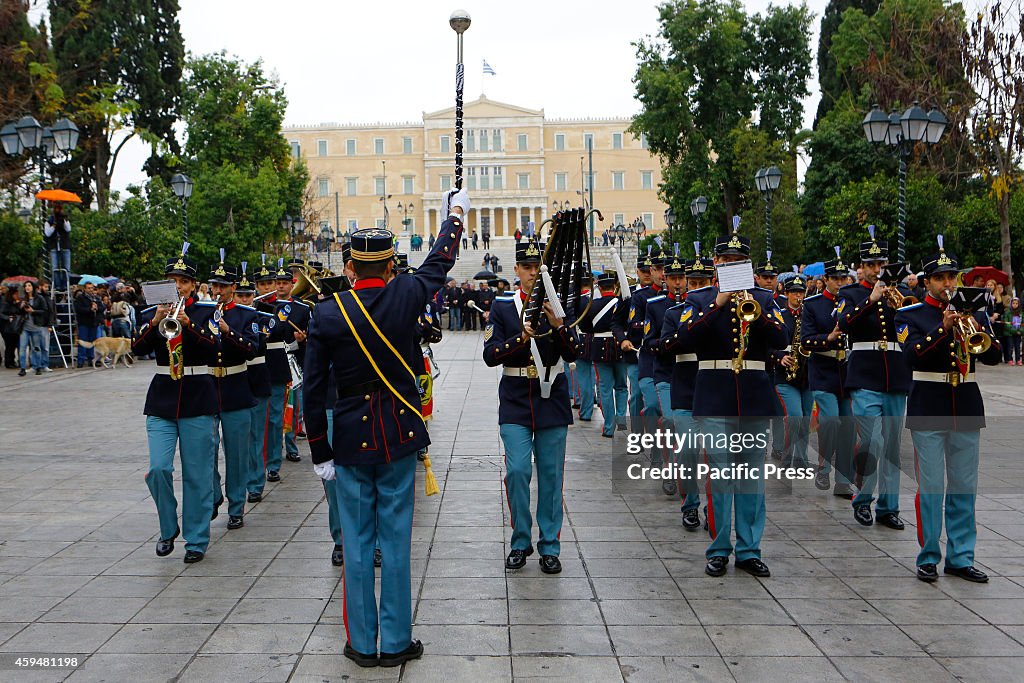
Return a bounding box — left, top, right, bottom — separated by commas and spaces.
283, 96, 668, 239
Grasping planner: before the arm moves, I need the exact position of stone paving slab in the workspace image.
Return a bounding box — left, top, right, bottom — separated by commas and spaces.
1, 331, 1024, 681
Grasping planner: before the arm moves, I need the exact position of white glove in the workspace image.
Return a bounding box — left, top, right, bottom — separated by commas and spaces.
441, 188, 471, 218
313, 461, 336, 481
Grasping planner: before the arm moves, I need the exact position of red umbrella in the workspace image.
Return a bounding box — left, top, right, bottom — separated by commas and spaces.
1, 275, 39, 286
962, 266, 1009, 287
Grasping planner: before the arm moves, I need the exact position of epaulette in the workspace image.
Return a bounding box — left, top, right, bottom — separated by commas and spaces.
257, 311, 273, 318
803, 293, 823, 302
838, 283, 861, 292
648, 294, 666, 303
193, 301, 216, 307
141, 305, 157, 313
666, 300, 687, 311
898, 302, 924, 311
686, 285, 713, 294
289, 299, 310, 309
494, 296, 516, 302
234, 304, 255, 311
752, 286, 773, 292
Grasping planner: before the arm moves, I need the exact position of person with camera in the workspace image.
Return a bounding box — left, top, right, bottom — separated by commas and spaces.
74, 282, 105, 367
17, 281, 49, 376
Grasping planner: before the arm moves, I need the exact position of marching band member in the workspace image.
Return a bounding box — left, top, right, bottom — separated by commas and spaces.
574, 274, 596, 419
837, 227, 910, 530
632, 248, 667, 432
132, 244, 219, 563
612, 254, 654, 429
684, 224, 787, 578
246, 259, 276, 501
577, 272, 625, 437
484, 234, 580, 574
208, 253, 259, 530
800, 250, 856, 496
275, 263, 311, 464
895, 238, 1001, 582
770, 275, 814, 468
303, 191, 466, 668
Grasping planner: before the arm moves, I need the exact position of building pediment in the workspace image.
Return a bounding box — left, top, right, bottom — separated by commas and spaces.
423, 94, 543, 122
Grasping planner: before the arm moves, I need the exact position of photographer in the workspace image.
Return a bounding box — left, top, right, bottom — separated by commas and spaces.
44, 203, 72, 291
17, 281, 48, 376
73, 282, 104, 368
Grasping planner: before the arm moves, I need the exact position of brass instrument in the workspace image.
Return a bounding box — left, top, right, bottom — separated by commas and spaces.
158, 298, 187, 339
946, 288, 992, 355
785, 311, 810, 382
732, 290, 762, 322
291, 267, 322, 304
884, 287, 918, 310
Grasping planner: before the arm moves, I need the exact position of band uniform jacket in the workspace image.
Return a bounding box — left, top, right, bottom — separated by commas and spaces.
483, 291, 580, 430
643, 293, 682, 385
612, 284, 658, 366
660, 298, 699, 411
801, 290, 848, 397
685, 286, 789, 417
769, 306, 809, 389
302, 217, 463, 467
577, 292, 622, 363
211, 303, 259, 412
247, 311, 274, 398
630, 284, 664, 378
418, 300, 444, 346
132, 299, 219, 419
265, 297, 310, 385
895, 296, 1002, 431
836, 281, 911, 394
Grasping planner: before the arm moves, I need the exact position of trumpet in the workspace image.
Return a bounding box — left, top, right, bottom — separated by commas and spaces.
158, 298, 187, 339
946, 289, 992, 355
733, 290, 762, 322
884, 287, 918, 310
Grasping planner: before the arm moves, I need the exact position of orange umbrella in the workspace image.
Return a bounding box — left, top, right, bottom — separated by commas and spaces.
34, 189, 82, 203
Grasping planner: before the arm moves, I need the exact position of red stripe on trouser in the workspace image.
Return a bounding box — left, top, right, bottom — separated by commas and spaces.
341, 567, 350, 644
913, 446, 924, 547
774, 386, 790, 449
261, 397, 271, 466
703, 448, 716, 538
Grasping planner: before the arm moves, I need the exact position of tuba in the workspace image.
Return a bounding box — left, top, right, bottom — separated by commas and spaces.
291, 265, 322, 305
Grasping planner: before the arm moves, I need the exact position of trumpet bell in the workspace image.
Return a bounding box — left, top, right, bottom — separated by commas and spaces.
158, 317, 181, 339
291, 269, 321, 303
965, 332, 992, 355
735, 294, 761, 322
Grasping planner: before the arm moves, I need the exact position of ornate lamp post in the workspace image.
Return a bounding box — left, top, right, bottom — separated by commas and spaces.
170, 173, 194, 240
320, 223, 335, 270
754, 166, 782, 254
689, 196, 708, 253
663, 206, 676, 246
2, 114, 80, 188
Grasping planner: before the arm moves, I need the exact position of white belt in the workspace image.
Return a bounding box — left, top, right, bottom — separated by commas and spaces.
503, 365, 565, 379
247, 357, 266, 365
210, 364, 248, 377
913, 371, 975, 384
592, 331, 614, 338
155, 365, 209, 376
814, 350, 841, 358
266, 342, 285, 350
675, 353, 697, 363
851, 341, 902, 352
698, 360, 766, 371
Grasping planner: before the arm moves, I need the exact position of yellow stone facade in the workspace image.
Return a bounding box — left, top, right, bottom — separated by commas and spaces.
283, 96, 668, 239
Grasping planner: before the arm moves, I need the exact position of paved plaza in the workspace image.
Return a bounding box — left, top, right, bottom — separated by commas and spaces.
1, 332, 1024, 682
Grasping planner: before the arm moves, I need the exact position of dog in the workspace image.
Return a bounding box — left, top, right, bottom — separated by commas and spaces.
77, 337, 134, 368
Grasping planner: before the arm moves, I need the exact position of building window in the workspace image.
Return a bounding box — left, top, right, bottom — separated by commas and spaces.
612, 171, 624, 191
346, 139, 356, 155
583, 133, 593, 150
641, 170, 653, 190
481, 216, 490, 230
346, 177, 357, 196
467, 166, 476, 191
289, 141, 300, 158
403, 176, 414, 195
347, 219, 358, 232
521, 215, 531, 229
317, 139, 328, 156
492, 129, 501, 151
612, 132, 622, 150
466, 129, 475, 152
493, 166, 503, 190
643, 212, 654, 230
376, 218, 387, 229
318, 178, 330, 197
517, 173, 529, 190
402, 137, 413, 154
375, 177, 385, 196
640, 133, 649, 149
479, 130, 489, 153
440, 175, 452, 192
440, 135, 450, 153
555, 133, 565, 151
480, 166, 489, 191
374, 138, 384, 155
584, 172, 594, 191
555, 172, 567, 192
614, 213, 624, 225
517, 133, 528, 151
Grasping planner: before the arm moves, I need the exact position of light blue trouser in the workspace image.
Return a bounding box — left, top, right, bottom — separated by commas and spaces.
595, 361, 627, 434
625, 363, 641, 426
912, 430, 980, 569
653, 381, 675, 468
851, 389, 906, 515
670, 408, 701, 512
335, 455, 416, 655
285, 385, 303, 456
265, 383, 287, 473
700, 417, 768, 562
577, 359, 595, 419
212, 408, 251, 517
247, 396, 270, 495
776, 384, 815, 466
639, 375, 660, 419
324, 409, 343, 546
19, 328, 46, 369
500, 424, 567, 556
770, 388, 786, 453
813, 391, 854, 485
145, 414, 217, 553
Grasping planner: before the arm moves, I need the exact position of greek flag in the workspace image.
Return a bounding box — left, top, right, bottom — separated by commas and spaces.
482, 59, 496, 76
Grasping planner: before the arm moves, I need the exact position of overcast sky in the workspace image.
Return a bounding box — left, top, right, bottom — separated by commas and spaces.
34, 0, 829, 192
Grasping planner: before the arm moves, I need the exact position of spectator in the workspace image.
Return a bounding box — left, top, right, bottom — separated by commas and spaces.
461, 232, 468, 250
1, 285, 22, 368
482, 252, 491, 270
471, 231, 479, 250
428, 233, 436, 250
461, 282, 478, 331
482, 227, 490, 249
445, 280, 463, 331
17, 281, 48, 376
44, 202, 72, 291
1002, 296, 1022, 366
37, 280, 55, 372
109, 293, 133, 338
905, 272, 925, 301
73, 282, 104, 368
198, 282, 213, 301
491, 255, 501, 274
603, 231, 609, 246
514, 227, 522, 241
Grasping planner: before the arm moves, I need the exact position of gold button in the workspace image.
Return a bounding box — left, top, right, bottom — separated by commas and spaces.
450, 233, 455, 238
361, 442, 368, 448
408, 431, 414, 437
733, 338, 739, 343
732, 328, 738, 333
364, 394, 370, 401
444, 247, 449, 252
926, 336, 931, 342
362, 415, 368, 422
399, 409, 405, 415
938, 328, 944, 333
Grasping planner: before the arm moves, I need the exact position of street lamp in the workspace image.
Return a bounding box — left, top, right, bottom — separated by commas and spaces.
862, 100, 947, 262
50, 117, 80, 154
395, 201, 415, 232
3, 114, 79, 189
690, 196, 708, 251
291, 216, 307, 258
754, 165, 782, 254
14, 115, 43, 151
552, 200, 572, 212
664, 207, 676, 245
320, 222, 335, 270
170, 173, 193, 240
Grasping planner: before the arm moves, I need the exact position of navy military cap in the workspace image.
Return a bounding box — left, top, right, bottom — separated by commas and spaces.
859, 225, 888, 262
755, 251, 780, 276
595, 272, 617, 290
637, 251, 654, 270
350, 228, 395, 262
686, 258, 715, 278
515, 238, 544, 264
166, 242, 198, 279
287, 257, 305, 269
340, 242, 352, 264
784, 275, 807, 292
664, 250, 687, 276
209, 249, 236, 284
715, 216, 750, 256
921, 235, 958, 277
394, 253, 409, 273
823, 246, 847, 277
274, 258, 292, 280
307, 260, 324, 271
236, 262, 255, 292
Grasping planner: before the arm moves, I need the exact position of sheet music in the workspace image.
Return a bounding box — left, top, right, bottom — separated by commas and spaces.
716, 260, 755, 292
141, 280, 179, 305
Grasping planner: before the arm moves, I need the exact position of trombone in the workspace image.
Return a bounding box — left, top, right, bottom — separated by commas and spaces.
158, 298, 187, 339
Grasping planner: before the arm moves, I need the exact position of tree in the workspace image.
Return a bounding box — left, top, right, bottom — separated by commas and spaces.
754, 3, 814, 143
963, 1, 1024, 285
813, 0, 882, 126
0, 212, 44, 277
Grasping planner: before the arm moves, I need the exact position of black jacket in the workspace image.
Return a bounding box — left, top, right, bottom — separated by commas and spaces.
43, 215, 72, 251
20, 294, 49, 328
74, 292, 104, 327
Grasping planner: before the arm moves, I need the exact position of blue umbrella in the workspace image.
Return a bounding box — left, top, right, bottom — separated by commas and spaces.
802, 262, 825, 277
77, 274, 106, 286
